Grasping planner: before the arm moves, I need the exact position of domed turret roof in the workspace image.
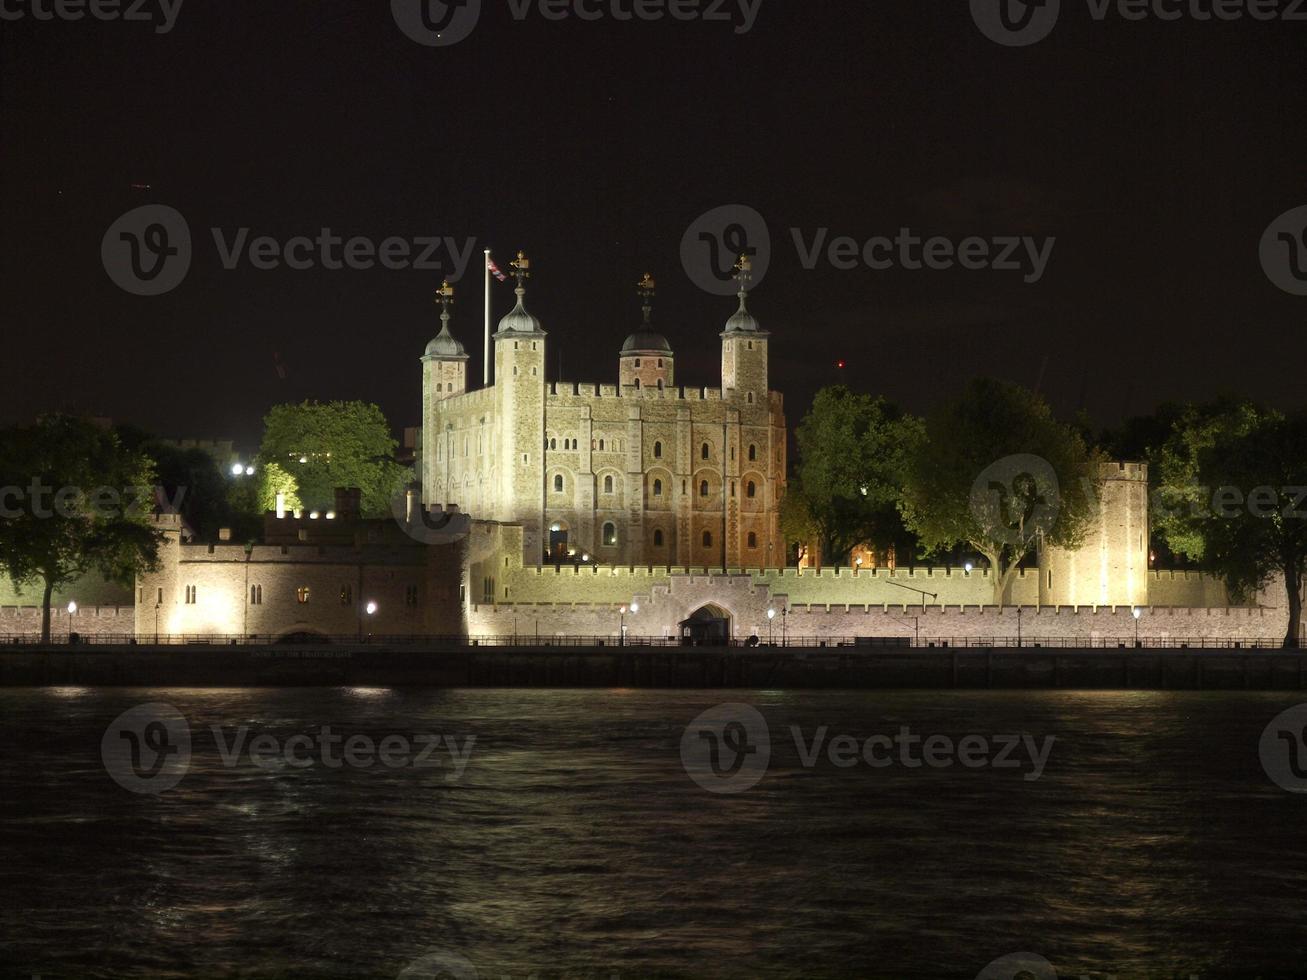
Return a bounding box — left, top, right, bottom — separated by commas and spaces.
496, 289, 544, 335
495, 250, 545, 336
621, 329, 672, 354
425, 321, 468, 359
423, 280, 469, 360
723, 289, 761, 333
621, 272, 673, 355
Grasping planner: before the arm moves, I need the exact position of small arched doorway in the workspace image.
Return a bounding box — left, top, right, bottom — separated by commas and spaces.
548, 521, 570, 560
680, 604, 732, 646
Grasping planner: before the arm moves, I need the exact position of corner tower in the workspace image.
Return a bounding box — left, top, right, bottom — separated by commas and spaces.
720, 255, 769, 404
619, 273, 674, 390
421, 281, 469, 506
494, 251, 548, 562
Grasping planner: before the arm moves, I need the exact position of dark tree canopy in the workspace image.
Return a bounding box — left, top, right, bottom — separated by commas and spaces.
901, 378, 1100, 605
258, 401, 408, 518
780, 386, 924, 567
0, 416, 164, 642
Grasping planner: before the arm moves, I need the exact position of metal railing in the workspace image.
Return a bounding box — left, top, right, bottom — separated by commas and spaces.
0, 633, 1295, 650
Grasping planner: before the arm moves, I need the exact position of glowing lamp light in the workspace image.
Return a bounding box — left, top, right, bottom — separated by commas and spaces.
581, 553, 590, 562
66, 601, 77, 614
620, 605, 628, 614
299, 456, 308, 464
964, 562, 974, 573
244, 465, 255, 476
365, 601, 378, 616
1132, 607, 1142, 620
855, 557, 863, 566
767, 608, 776, 620
630, 602, 639, 613
325, 511, 336, 520
309, 511, 319, 520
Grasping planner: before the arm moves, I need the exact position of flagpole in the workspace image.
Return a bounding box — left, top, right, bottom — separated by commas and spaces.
483, 248, 492, 387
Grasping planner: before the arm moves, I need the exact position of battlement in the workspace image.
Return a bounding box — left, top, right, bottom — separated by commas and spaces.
1103, 460, 1149, 481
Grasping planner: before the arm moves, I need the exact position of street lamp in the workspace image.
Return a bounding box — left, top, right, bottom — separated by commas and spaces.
781, 606, 788, 647
359, 600, 377, 641
1132, 606, 1142, 647
964, 562, 973, 574
619, 604, 628, 646
66, 600, 76, 642
767, 606, 776, 644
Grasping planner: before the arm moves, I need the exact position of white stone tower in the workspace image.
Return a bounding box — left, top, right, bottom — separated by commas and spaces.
421, 279, 469, 504
494, 251, 548, 562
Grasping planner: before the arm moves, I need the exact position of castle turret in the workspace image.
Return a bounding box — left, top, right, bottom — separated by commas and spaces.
494, 251, 547, 562
422, 280, 469, 401
1038, 460, 1150, 608
619, 273, 674, 391
720, 255, 769, 406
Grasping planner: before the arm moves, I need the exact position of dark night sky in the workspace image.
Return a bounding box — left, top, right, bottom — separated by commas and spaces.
2, 0, 1304, 450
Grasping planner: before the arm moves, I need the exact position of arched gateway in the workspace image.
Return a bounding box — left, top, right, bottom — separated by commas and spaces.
679, 604, 732, 646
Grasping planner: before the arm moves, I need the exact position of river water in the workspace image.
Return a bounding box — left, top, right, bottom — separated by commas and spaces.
2, 688, 1306, 979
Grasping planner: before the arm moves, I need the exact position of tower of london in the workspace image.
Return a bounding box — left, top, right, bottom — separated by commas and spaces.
420, 253, 787, 569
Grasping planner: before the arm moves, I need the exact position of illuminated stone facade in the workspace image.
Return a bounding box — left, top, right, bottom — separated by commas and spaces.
420, 259, 786, 570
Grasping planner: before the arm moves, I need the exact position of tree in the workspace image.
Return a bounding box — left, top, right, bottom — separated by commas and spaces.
258, 401, 407, 517
1160, 406, 1307, 647
783, 386, 925, 567
901, 378, 1100, 605
1154, 397, 1265, 561
0, 416, 165, 642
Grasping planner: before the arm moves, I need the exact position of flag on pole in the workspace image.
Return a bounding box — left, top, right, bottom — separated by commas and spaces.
487, 256, 507, 282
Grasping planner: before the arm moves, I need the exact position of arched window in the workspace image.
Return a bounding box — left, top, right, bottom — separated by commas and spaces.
699, 480, 709, 497
747, 392, 754, 404
634, 379, 641, 389
634, 358, 641, 368
554, 474, 564, 492
747, 481, 757, 498
701, 443, 710, 460
747, 532, 757, 548
653, 479, 662, 496
550, 438, 557, 450
604, 475, 614, 493
748, 444, 757, 461
603, 522, 617, 546
653, 529, 664, 546
702, 530, 712, 547
653, 441, 662, 458
657, 379, 664, 390
436, 382, 443, 392
599, 439, 606, 451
